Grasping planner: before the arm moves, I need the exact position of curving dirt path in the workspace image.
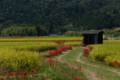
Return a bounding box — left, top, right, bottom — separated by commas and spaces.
57, 50, 71, 63
56, 49, 100, 80
76, 52, 120, 75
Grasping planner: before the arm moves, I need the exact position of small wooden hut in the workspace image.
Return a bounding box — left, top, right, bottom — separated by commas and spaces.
82, 30, 104, 45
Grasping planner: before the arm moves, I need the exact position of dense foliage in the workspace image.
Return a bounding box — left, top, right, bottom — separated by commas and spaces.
103, 28, 120, 37
0, 0, 120, 36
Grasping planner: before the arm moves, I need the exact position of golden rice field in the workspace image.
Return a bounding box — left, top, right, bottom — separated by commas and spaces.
0, 37, 85, 80
89, 40, 120, 67
64, 42, 81, 46
0, 37, 82, 75
0, 42, 58, 51
0, 37, 83, 42
0, 42, 58, 74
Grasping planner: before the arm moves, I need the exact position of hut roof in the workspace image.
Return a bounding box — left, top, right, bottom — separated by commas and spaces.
82, 30, 103, 34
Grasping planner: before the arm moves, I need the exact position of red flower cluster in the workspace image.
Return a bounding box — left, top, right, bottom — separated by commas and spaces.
80, 44, 86, 47
47, 59, 56, 66
20, 71, 27, 76
74, 77, 82, 80
78, 67, 82, 70
2, 66, 45, 79
4, 72, 10, 77
11, 71, 19, 75
112, 60, 120, 65
87, 46, 93, 50
83, 48, 89, 53
49, 45, 72, 56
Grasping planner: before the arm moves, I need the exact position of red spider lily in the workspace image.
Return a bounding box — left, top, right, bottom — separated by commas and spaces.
31, 69, 35, 71
47, 59, 55, 63
65, 45, 72, 49
34, 67, 38, 70
31, 69, 37, 73
83, 48, 89, 53
44, 77, 48, 80
49, 51, 56, 56
74, 77, 82, 80
60, 45, 72, 50
4, 72, 9, 77
20, 71, 27, 76
54, 49, 60, 53
50, 64, 56, 66
78, 67, 82, 70
30, 72, 35, 74
0, 77, 2, 80
40, 67, 44, 70
87, 46, 93, 49
81, 44, 86, 47
60, 47, 65, 50
70, 62, 75, 66
103, 59, 106, 62
113, 60, 118, 64
48, 45, 72, 56
117, 62, 120, 65
112, 60, 120, 65
11, 71, 19, 75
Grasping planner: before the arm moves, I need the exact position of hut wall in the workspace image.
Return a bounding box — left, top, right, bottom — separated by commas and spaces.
98, 32, 103, 44
94, 34, 98, 44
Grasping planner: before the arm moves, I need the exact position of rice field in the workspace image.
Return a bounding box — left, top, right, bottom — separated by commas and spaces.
64, 42, 81, 46
88, 40, 120, 68
0, 37, 84, 80
0, 37, 83, 42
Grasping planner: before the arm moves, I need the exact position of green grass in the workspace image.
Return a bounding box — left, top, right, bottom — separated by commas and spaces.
61, 46, 120, 80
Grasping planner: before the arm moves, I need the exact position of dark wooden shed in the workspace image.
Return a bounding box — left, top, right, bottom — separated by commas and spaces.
82, 30, 104, 45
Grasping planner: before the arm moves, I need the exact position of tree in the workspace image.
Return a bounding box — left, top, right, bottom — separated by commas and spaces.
35, 24, 42, 37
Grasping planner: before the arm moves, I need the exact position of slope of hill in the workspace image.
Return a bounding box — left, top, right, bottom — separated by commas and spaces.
0, 0, 120, 34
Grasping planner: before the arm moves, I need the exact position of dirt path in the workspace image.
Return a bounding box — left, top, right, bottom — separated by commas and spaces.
75, 53, 101, 80
76, 52, 120, 75
57, 52, 68, 63
56, 49, 100, 80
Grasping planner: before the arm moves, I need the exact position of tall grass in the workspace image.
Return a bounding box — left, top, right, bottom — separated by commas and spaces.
0, 49, 43, 74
